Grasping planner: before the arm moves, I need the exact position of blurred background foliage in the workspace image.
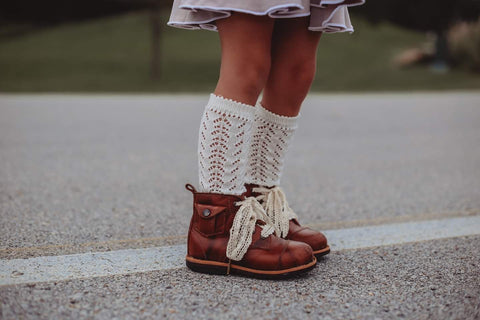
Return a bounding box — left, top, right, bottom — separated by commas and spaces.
0, 0, 479, 92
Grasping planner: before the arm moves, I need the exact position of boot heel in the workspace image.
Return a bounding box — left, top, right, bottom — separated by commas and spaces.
186, 258, 228, 275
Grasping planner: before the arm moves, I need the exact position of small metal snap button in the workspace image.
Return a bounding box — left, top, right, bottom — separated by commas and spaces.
202, 208, 211, 217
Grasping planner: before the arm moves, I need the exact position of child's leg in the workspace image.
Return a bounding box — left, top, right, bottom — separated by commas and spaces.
244, 17, 329, 255
246, 17, 322, 187
262, 17, 322, 116
214, 12, 275, 106
198, 13, 275, 195
189, 14, 317, 273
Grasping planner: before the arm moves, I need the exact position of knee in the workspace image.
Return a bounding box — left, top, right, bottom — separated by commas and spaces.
224, 52, 271, 96
262, 57, 317, 115
286, 58, 317, 90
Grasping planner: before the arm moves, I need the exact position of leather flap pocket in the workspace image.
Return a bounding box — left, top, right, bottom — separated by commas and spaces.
193, 203, 227, 236
194, 204, 226, 219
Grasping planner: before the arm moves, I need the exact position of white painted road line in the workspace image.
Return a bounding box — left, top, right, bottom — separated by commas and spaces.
1, 216, 479, 286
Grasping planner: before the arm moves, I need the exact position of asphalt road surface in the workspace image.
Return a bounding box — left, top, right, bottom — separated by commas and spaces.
1, 93, 479, 319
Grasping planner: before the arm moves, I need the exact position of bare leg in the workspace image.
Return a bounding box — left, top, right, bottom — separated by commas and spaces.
214, 13, 275, 106
261, 17, 322, 116
243, 17, 329, 257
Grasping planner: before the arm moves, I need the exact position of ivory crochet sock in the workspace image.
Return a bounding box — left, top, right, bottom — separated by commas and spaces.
246, 101, 299, 187
198, 93, 256, 195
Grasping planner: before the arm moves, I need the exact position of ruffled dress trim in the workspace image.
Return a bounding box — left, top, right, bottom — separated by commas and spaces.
167, 0, 365, 33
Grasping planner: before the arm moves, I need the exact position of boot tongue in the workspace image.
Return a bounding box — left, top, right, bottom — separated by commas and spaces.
244, 183, 272, 197
243, 183, 258, 197
291, 218, 301, 227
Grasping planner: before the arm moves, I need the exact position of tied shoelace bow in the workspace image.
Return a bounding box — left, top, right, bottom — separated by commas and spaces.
226, 197, 275, 261
253, 186, 299, 238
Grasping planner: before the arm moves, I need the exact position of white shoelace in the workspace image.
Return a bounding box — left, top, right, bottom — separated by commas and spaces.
226, 197, 275, 261
253, 186, 299, 238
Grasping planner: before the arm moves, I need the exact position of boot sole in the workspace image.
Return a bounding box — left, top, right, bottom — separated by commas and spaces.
186, 256, 317, 279
313, 245, 330, 258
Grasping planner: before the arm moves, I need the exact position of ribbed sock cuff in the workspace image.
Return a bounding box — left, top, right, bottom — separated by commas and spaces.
255, 101, 300, 129
207, 93, 256, 121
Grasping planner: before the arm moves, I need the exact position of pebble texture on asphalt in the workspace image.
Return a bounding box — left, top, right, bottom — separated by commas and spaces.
1, 236, 479, 320
1, 93, 479, 251
1, 94, 479, 320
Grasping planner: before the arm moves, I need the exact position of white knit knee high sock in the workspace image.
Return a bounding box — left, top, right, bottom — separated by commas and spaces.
246, 101, 299, 187
198, 93, 256, 195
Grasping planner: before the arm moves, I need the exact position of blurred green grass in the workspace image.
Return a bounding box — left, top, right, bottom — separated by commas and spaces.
0, 11, 479, 92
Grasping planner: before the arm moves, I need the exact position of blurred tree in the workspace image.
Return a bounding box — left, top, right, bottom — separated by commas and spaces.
356, 0, 480, 70
150, 0, 165, 79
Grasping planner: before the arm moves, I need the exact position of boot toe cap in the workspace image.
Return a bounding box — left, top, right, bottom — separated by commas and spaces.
280, 240, 315, 269
289, 227, 328, 252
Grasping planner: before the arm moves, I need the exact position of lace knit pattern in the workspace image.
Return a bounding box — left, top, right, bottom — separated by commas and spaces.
246, 101, 299, 187
198, 93, 256, 195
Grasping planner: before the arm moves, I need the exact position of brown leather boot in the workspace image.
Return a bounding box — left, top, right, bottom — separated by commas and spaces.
244, 183, 330, 258
185, 184, 317, 278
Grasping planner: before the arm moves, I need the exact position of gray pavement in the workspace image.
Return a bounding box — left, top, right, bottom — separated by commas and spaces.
2, 216, 478, 286
1, 236, 479, 319
1, 93, 480, 319
1, 93, 479, 251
